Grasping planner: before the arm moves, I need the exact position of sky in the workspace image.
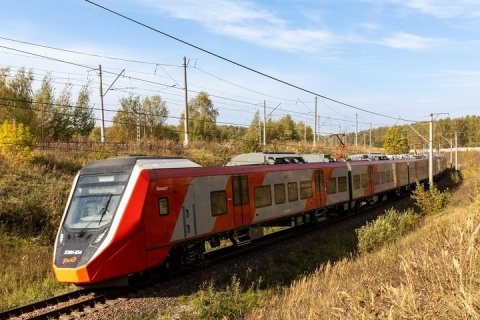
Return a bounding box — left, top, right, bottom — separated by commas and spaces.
0, 0, 479, 135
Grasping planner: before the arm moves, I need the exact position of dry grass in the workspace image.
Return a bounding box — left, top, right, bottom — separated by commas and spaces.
248, 154, 480, 320
0, 234, 75, 311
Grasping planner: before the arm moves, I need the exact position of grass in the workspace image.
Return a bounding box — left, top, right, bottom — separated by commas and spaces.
246, 154, 480, 319
0, 233, 75, 311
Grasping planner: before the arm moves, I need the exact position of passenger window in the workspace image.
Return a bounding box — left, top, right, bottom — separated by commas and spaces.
254, 185, 272, 208
288, 182, 298, 202
353, 175, 361, 190
274, 183, 286, 204
211, 191, 227, 216
361, 173, 368, 188
300, 180, 313, 200
158, 198, 169, 216
327, 178, 337, 194
315, 170, 324, 192
338, 176, 347, 192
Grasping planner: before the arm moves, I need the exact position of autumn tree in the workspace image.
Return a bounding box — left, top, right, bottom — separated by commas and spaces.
0, 121, 35, 162
33, 75, 55, 140
50, 84, 74, 140
241, 110, 262, 152
111, 94, 168, 142
141, 95, 168, 140
180, 91, 218, 141
0, 68, 35, 127
383, 126, 409, 154
72, 85, 95, 138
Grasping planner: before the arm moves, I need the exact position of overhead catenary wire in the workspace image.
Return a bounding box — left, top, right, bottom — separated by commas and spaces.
84, 0, 419, 123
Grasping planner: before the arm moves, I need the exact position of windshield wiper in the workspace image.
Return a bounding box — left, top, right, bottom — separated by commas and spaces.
97, 194, 112, 226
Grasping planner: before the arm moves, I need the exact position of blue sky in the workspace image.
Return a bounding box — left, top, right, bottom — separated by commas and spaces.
1, 0, 479, 135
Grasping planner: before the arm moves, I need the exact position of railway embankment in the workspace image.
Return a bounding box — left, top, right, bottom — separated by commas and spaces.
246, 154, 479, 319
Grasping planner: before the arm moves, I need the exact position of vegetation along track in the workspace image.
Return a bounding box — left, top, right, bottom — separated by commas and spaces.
1, 191, 416, 319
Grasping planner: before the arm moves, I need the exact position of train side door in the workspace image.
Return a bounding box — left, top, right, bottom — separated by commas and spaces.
232, 176, 250, 226
314, 170, 325, 206
182, 184, 197, 238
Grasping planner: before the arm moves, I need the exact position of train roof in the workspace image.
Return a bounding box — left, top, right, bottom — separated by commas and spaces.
226, 152, 305, 166
79, 156, 201, 175
148, 160, 348, 179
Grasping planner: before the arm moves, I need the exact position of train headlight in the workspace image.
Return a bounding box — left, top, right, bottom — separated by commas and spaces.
93, 230, 107, 244
58, 232, 64, 245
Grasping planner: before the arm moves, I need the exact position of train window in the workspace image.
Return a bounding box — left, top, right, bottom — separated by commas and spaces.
338, 176, 347, 192
327, 178, 337, 194
361, 173, 368, 188
300, 180, 313, 200
274, 183, 286, 204
353, 175, 361, 190
211, 191, 227, 216
158, 198, 169, 216
288, 182, 298, 202
254, 185, 272, 208
386, 170, 392, 182
315, 170, 324, 192
374, 172, 380, 185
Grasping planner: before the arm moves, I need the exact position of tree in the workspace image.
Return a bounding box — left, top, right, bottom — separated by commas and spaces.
180, 91, 218, 141
111, 94, 141, 142
33, 75, 55, 140
111, 94, 169, 142
383, 126, 409, 154
0, 68, 35, 127
295, 121, 313, 142
241, 111, 262, 152
73, 85, 95, 138
50, 84, 74, 141
0, 121, 35, 162
141, 95, 168, 140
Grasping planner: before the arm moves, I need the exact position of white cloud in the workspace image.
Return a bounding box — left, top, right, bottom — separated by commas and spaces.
382, 32, 443, 49
138, 0, 334, 53
391, 0, 480, 19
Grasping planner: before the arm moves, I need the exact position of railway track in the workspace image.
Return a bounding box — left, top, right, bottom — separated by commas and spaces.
0, 195, 407, 320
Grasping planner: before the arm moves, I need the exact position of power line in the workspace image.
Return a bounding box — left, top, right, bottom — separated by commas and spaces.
0, 35, 180, 67
84, 0, 419, 123
0, 45, 96, 70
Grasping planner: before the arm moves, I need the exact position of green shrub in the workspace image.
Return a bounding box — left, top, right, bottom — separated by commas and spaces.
0, 121, 35, 162
356, 208, 418, 254
411, 181, 450, 215
175, 276, 267, 320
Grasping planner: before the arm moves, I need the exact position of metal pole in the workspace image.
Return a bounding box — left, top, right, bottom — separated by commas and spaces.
99, 65, 105, 143
263, 100, 266, 147
355, 113, 358, 147
183, 57, 189, 146
369, 123, 372, 147
450, 138, 453, 166
455, 132, 458, 170
429, 113, 434, 185
314, 96, 317, 146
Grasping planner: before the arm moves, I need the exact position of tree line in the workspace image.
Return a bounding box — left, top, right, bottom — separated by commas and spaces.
1, 67, 479, 155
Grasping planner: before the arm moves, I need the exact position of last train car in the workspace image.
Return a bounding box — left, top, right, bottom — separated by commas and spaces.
53, 157, 201, 285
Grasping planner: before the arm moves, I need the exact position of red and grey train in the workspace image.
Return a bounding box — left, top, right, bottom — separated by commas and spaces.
53, 154, 447, 285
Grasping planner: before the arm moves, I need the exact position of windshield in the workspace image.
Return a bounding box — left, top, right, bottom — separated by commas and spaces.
64, 174, 129, 229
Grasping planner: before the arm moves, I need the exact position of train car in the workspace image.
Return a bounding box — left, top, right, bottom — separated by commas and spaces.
53, 155, 447, 286
53, 156, 345, 285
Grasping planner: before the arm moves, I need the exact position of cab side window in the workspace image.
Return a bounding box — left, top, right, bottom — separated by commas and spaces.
158, 198, 169, 216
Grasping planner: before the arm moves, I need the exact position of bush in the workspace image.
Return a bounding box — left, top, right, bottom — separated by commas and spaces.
0, 121, 35, 162
174, 276, 266, 320
411, 181, 450, 215
356, 208, 418, 254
